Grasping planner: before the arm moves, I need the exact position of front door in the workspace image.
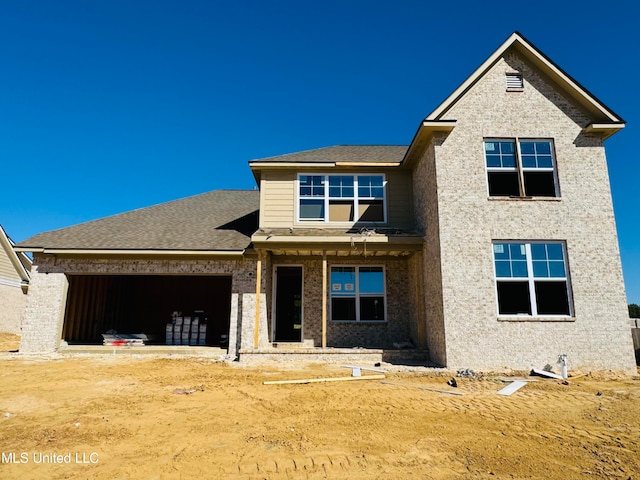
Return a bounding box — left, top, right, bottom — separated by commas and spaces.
274, 266, 302, 342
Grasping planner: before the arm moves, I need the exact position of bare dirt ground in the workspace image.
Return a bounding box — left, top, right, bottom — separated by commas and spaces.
0, 334, 639, 479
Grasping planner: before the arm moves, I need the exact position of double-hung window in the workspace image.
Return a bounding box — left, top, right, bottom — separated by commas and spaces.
330, 266, 386, 322
493, 241, 572, 317
298, 174, 385, 222
485, 139, 558, 197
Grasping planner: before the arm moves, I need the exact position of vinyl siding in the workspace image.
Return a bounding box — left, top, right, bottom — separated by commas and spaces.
259, 169, 414, 230
259, 170, 296, 229
0, 249, 20, 283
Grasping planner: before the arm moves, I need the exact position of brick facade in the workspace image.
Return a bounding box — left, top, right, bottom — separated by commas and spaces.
415, 53, 636, 371
267, 256, 414, 348
20, 254, 261, 354
18, 35, 636, 372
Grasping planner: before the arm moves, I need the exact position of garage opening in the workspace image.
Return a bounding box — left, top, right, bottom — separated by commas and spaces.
62, 275, 232, 346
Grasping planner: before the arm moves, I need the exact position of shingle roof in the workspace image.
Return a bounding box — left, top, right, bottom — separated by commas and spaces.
17, 190, 260, 251
250, 145, 408, 164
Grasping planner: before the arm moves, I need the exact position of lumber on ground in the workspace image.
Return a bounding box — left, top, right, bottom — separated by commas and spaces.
264, 374, 385, 385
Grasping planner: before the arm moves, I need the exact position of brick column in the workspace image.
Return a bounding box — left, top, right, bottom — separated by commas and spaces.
20, 268, 68, 354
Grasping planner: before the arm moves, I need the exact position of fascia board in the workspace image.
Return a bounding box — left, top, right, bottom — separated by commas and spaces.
14, 248, 246, 256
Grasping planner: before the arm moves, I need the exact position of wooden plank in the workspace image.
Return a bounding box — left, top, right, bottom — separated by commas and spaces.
264, 374, 385, 385
497, 381, 527, 396
322, 252, 327, 348
380, 380, 464, 396
254, 255, 262, 349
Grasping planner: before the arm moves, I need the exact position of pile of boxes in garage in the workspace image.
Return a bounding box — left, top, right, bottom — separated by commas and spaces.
166, 311, 207, 346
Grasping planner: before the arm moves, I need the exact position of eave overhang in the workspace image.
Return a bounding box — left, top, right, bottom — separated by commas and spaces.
402, 120, 457, 167
583, 122, 625, 140
0, 225, 31, 283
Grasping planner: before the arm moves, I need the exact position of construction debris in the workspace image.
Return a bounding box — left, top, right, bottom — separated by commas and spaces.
341, 365, 387, 377
456, 368, 477, 378
531, 368, 564, 380
497, 381, 527, 396
173, 388, 196, 395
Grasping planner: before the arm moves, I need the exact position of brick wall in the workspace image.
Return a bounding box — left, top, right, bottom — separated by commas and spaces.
413, 136, 447, 365
417, 51, 636, 371
269, 255, 414, 349
19, 254, 259, 354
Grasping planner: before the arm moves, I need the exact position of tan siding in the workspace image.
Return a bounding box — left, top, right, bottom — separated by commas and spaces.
260, 170, 296, 229
259, 169, 413, 230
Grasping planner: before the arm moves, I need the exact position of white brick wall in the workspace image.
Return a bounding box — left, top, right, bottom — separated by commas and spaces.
415, 52, 636, 371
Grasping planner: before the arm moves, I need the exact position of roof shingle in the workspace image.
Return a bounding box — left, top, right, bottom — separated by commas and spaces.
250, 145, 408, 164
17, 190, 259, 251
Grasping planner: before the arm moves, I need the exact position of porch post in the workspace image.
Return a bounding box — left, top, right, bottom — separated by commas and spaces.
322, 251, 327, 348
254, 253, 262, 349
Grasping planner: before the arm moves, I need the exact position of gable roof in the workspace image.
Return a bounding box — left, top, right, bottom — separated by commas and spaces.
0, 224, 31, 288
427, 31, 624, 127
16, 190, 260, 254
250, 145, 408, 166
402, 32, 626, 165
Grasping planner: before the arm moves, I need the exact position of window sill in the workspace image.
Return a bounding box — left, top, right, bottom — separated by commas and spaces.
497, 316, 575, 323
488, 196, 561, 202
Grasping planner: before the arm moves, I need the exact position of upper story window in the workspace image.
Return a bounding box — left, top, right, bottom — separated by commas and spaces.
485, 139, 559, 197
493, 241, 573, 317
298, 174, 386, 223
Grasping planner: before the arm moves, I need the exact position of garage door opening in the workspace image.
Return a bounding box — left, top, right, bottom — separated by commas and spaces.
62, 275, 232, 346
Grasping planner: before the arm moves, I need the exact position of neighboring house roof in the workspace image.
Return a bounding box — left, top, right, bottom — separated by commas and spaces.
0, 224, 31, 290
16, 190, 260, 253
250, 145, 408, 165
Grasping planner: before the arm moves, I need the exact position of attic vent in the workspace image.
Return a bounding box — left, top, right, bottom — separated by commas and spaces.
506, 73, 524, 90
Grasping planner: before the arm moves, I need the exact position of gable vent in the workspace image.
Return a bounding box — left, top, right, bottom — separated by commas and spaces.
506, 73, 524, 90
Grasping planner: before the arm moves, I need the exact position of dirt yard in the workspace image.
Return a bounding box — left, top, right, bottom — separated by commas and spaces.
0, 334, 638, 479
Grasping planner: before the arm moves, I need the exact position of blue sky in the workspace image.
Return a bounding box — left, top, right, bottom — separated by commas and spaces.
1, 1, 638, 304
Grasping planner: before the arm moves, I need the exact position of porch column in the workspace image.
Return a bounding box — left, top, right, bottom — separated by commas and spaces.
254, 253, 262, 349
322, 252, 327, 348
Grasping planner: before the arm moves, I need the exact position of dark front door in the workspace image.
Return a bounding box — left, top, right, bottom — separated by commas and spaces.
274, 266, 302, 342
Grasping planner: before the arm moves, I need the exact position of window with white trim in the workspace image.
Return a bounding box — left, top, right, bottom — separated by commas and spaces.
493, 241, 572, 316
330, 266, 385, 321
485, 139, 558, 197
298, 174, 386, 222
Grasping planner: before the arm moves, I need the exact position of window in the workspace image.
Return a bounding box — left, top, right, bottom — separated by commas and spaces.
330, 266, 385, 321
298, 174, 386, 222
485, 140, 558, 197
493, 242, 572, 317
